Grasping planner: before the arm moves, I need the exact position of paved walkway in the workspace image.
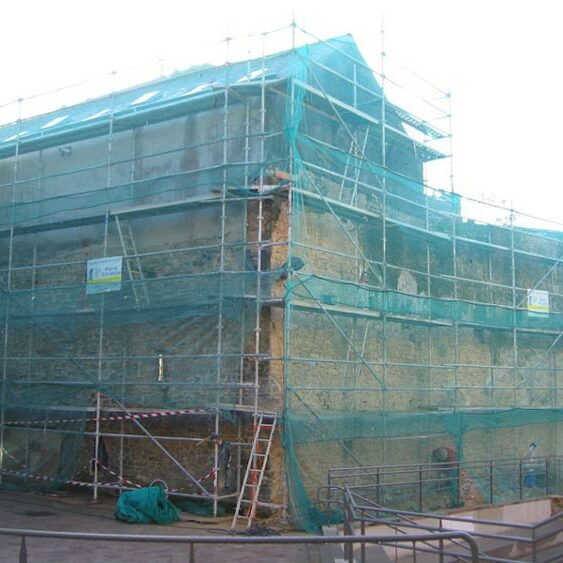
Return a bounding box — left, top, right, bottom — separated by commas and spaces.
0, 491, 321, 562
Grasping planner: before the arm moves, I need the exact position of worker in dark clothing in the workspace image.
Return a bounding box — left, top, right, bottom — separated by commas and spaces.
432, 446, 459, 507
196, 432, 231, 491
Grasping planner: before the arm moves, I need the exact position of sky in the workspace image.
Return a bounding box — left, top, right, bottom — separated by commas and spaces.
1, 0, 562, 227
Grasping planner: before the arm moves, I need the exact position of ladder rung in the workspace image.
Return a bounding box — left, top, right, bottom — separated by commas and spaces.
231, 416, 277, 531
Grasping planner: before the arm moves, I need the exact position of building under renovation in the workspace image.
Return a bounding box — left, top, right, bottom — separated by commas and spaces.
0, 28, 562, 532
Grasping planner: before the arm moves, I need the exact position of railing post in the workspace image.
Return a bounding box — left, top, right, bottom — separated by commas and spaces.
376, 468, 381, 506
344, 501, 353, 562
360, 519, 366, 563
489, 460, 494, 504
519, 459, 523, 500
418, 465, 423, 512
438, 518, 444, 563
545, 457, 550, 496
19, 536, 27, 563
456, 461, 461, 507
189, 541, 195, 563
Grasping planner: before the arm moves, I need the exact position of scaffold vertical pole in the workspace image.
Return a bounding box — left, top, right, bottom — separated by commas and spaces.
380, 16, 389, 463
93, 73, 115, 501
213, 37, 231, 517
0, 99, 22, 484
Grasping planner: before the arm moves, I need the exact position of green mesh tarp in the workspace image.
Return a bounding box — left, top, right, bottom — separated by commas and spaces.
281, 40, 563, 531
115, 486, 180, 524
0, 35, 562, 533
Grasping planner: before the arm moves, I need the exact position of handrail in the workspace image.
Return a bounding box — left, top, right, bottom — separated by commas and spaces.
344, 485, 563, 562
348, 487, 519, 528
533, 507, 563, 529
343, 488, 480, 562
325, 454, 563, 517
347, 490, 532, 562
329, 454, 563, 476
0, 527, 480, 563
349, 491, 477, 561
351, 499, 535, 530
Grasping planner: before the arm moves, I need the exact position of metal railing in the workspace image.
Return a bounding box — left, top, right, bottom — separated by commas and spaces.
342, 485, 563, 562
0, 526, 479, 563
324, 455, 563, 513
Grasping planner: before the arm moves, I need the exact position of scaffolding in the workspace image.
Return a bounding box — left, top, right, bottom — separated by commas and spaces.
0, 24, 562, 531
0, 27, 297, 518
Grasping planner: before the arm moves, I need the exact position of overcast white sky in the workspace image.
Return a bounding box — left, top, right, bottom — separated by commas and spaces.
1, 0, 562, 227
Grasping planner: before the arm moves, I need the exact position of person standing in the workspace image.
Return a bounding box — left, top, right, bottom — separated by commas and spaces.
432, 446, 458, 507
524, 442, 538, 488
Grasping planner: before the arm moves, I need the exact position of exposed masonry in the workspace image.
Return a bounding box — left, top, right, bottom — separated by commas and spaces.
0, 32, 562, 526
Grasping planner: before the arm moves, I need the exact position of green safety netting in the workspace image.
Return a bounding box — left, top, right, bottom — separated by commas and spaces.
0, 34, 562, 533
281, 41, 563, 531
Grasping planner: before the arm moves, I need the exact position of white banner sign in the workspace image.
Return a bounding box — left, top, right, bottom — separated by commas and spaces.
87, 256, 123, 295
527, 289, 549, 317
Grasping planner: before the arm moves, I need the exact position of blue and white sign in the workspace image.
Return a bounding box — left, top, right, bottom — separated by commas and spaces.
87, 256, 123, 295
527, 289, 549, 317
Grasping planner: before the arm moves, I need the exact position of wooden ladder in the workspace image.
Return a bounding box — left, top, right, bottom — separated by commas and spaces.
231, 413, 277, 530
115, 215, 150, 309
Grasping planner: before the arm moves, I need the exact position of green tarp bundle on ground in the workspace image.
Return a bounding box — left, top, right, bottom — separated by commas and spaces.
115, 486, 180, 525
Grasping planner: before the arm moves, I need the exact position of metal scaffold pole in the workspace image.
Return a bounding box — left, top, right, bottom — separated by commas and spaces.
93, 73, 115, 501
447, 90, 454, 193
237, 93, 252, 499
510, 208, 518, 408
380, 17, 389, 461
0, 99, 21, 484
2, 24, 563, 523
253, 30, 268, 419
93, 212, 109, 501
213, 37, 231, 517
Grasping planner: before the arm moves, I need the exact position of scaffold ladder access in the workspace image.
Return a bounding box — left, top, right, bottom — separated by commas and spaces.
231, 413, 277, 530
115, 215, 150, 309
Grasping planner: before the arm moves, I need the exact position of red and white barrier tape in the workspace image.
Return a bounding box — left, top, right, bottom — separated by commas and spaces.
2, 453, 208, 496
3, 466, 212, 498
197, 469, 216, 483
93, 459, 142, 489
3, 408, 212, 427
0, 448, 26, 469
1, 451, 141, 490
1, 468, 124, 489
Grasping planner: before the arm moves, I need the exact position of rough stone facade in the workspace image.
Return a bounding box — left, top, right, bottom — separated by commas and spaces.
1, 66, 562, 523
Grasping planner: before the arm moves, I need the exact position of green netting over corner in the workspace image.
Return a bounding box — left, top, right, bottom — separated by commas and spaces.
283, 408, 563, 532
280, 36, 563, 532
287, 274, 563, 331
0, 31, 562, 533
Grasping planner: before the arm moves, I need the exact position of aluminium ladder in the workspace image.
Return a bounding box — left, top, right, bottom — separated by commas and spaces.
115, 215, 150, 309
231, 413, 277, 530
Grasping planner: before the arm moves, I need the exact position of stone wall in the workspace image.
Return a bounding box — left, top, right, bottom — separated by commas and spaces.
0, 94, 288, 503
285, 188, 563, 498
